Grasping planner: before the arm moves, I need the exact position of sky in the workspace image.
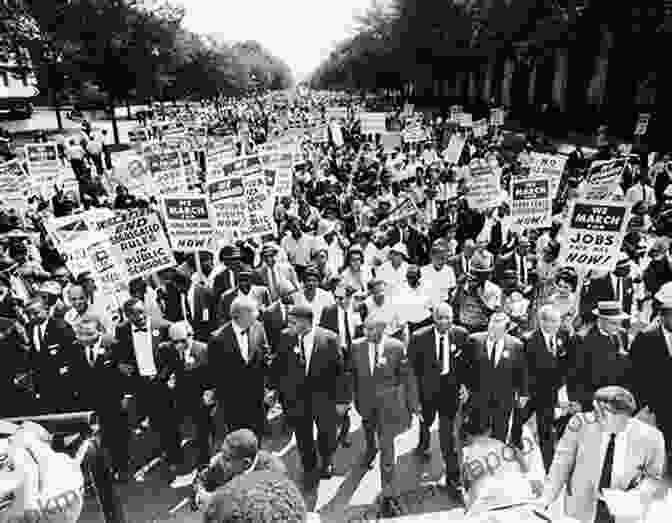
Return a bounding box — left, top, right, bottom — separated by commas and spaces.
182, 0, 371, 82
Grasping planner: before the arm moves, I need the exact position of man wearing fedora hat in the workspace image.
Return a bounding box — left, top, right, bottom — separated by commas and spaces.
254, 243, 299, 302
630, 281, 672, 461
580, 255, 635, 325
569, 301, 633, 412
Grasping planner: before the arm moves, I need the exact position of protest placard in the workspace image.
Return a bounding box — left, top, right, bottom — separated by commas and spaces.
161, 195, 214, 251
449, 105, 463, 122
128, 127, 151, 149
87, 238, 129, 295
0, 159, 30, 212
402, 125, 427, 143
146, 150, 188, 195
458, 113, 473, 127
241, 172, 276, 238
510, 177, 552, 230
634, 113, 651, 136
379, 197, 419, 226
330, 122, 344, 146
96, 209, 175, 280
466, 163, 502, 210
326, 107, 347, 121
585, 158, 626, 199
443, 135, 466, 164
529, 153, 567, 198
206, 136, 237, 174
360, 112, 387, 134
24, 143, 61, 199
473, 119, 488, 138
490, 108, 505, 126
558, 199, 631, 272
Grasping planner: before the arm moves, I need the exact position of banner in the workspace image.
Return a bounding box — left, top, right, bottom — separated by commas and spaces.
558, 199, 631, 272
586, 159, 626, 196
379, 197, 419, 226
443, 135, 466, 164
0, 159, 30, 212
95, 209, 175, 280
146, 150, 188, 195
466, 163, 502, 210
510, 177, 552, 230
24, 143, 61, 199
161, 195, 214, 251
529, 153, 566, 198
360, 112, 387, 134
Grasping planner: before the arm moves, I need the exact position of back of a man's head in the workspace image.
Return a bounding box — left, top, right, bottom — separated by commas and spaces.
204, 470, 306, 523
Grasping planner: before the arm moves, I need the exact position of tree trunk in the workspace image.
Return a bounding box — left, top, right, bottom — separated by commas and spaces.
109, 95, 120, 145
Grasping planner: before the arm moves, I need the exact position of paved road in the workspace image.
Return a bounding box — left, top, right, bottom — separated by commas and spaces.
76, 409, 479, 523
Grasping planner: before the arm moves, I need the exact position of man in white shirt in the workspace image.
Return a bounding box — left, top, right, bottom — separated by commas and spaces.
541, 386, 665, 523
422, 242, 456, 307
364, 279, 404, 343
280, 223, 325, 280
377, 243, 408, 298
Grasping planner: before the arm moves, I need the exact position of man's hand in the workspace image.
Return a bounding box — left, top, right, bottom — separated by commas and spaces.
118, 363, 134, 377
203, 389, 216, 406
336, 403, 350, 417
459, 385, 469, 405
518, 395, 529, 409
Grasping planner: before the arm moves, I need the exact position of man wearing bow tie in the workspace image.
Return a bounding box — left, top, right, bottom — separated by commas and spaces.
351, 316, 418, 517
112, 297, 169, 478
206, 296, 270, 444
271, 304, 346, 482
408, 303, 469, 489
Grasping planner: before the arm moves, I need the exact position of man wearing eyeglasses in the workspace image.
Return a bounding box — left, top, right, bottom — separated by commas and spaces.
155, 321, 211, 472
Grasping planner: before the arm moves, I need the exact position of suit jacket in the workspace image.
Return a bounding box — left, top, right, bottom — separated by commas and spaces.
28, 318, 77, 399
155, 339, 208, 401
523, 329, 570, 411
407, 325, 469, 416
569, 326, 632, 409
494, 252, 536, 287
254, 262, 299, 300
547, 416, 665, 522
68, 339, 119, 410
318, 304, 363, 344
262, 301, 290, 354
630, 324, 672, 427
449, 253, 472, 283
580, 274, 634, 320
164, 283, 215, 341
465, 333, 528, 412
112, 320, 168, 391
351, 336, 418, 427
212, 267, 238, 303
271, 326, 347, 420
217, 286, 271, 324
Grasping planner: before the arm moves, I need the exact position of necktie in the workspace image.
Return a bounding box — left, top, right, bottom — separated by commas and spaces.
87, 346, 95, 366
489, 341, 497, 366
269, 266, 279, 299
182, 293, 193, 323
35, 325, 44, 352
299, 335, 306, 367
439, 335, 446, 370
616, 278, 622, 306
373, 343, 379, 373
599, 433, 617, 492
343, 308, 352, 348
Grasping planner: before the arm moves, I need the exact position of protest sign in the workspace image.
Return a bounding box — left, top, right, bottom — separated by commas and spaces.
24, 143, 61, 199
146, 150, 188, 195
490, 108, 505, 126
326, 107, 347, 121
558, 199, 630, 271
0, 159, 30, 212
443, 135, 466, 164
458, 113, 473, 127
162, 195, 214, 251
585, 158, 626, 196
259, 151, 293, 198
241, 172, 276, 238
466, 162, 502, 210
330, 122, 344, 147
96, 209, 175, 280
379, 197, 419, 226
402, 125, 427, 143
529, 153, 566, 198
473, 119, 488, 138
128, 127, 151, 149
449, 105, 463, 122
360, 112, 387, 134
634, 113, 651, 136
510, 177, 552, 230
87, 238, 129, 295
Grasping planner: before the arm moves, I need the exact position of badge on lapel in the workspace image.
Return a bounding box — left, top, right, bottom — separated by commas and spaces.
152, 329, 160, 337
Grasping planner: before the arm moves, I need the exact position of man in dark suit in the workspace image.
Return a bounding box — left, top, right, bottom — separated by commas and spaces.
164, 270, 214, 342
271, 304, 347, 481
211, 246, 242, 303
580, 257, 635, 323
155, 321, 211, 468
513, 305, 571, 471
68, 313, 127, 479
217, 270, 270, 324
112, 297, 169, 477
351, 316, 418, 517
319, 284, 363, 447
630, 282, 672, 458
494, 236, 535, 293
206, 295, 270, 443
569, 301, 632, 411
449, 239, 475, 284
262, 280, 295, 353
24, 296, 77, 414
465, 310, 528, 442
407, 303, 469, 488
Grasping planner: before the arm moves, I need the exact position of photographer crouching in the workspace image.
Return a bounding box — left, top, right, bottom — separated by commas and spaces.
191, 429, 287, 511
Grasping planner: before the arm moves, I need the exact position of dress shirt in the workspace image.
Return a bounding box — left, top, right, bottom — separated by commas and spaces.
542, 331, 557, 356
600, 420, 633, 487
377, 261, 408, 297
281, 233, 315, 267
295, 289, 335, 327
301, 329, 315, 376
33, 321, 47, 352
369, 341, 381, 375
662, 326, 672, 358
486, 338, 504, 366
86, 339, 103, 366
337, 305, 357, 348
421, 264, 456, 305
131, 323, 157, 377
233, 323, 250, 363
436, 330, 450, 374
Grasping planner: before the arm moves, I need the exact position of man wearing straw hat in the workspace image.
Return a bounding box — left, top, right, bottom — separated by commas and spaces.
570, 301, 633, 412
